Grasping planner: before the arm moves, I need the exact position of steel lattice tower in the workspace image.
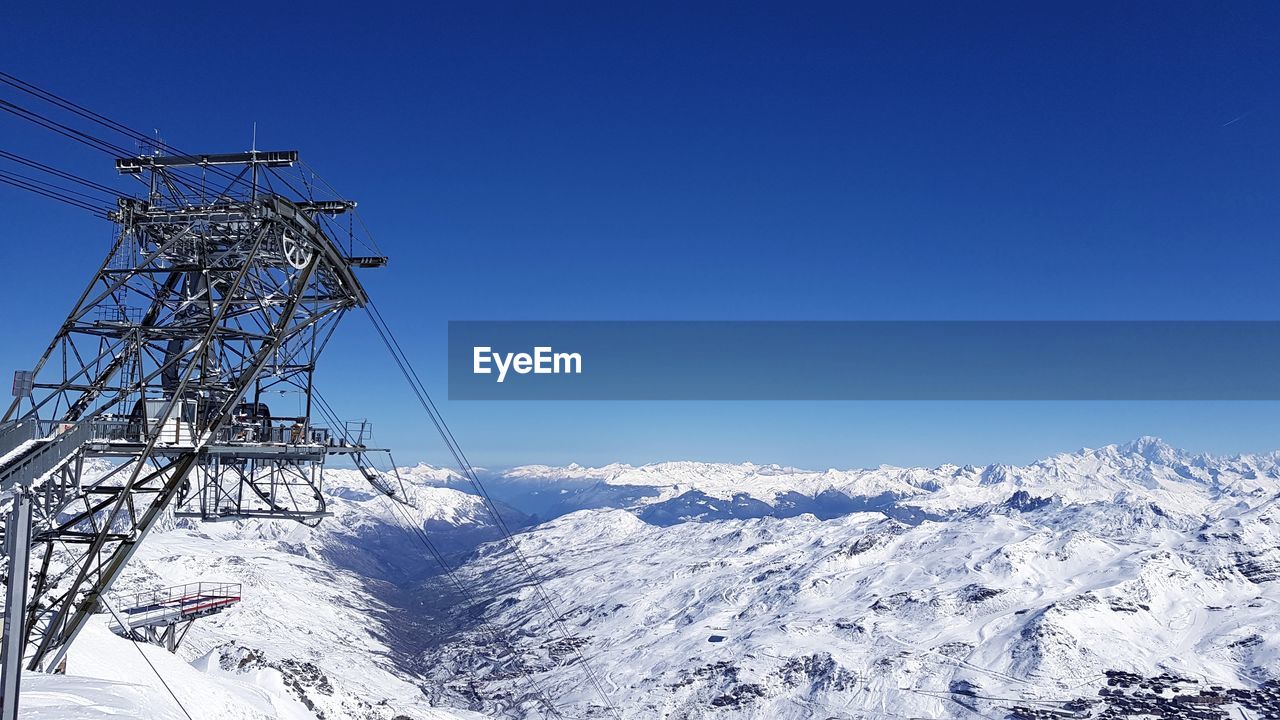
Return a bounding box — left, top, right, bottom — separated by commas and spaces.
0, 150, 405, 718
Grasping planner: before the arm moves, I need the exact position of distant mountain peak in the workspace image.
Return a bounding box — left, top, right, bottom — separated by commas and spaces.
1112, 436, 1181, 464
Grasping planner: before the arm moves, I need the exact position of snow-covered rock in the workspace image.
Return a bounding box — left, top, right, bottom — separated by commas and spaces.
20, 437, 1280, 718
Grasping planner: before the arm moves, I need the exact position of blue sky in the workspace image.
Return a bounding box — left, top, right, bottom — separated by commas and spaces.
3, 3, 1280, 468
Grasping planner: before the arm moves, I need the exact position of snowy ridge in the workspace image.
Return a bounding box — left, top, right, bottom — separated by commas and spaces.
411, 438, 1280, 717
445, 436, 1280, 524
23, 437, 1280, 718
26, 465, 503, 720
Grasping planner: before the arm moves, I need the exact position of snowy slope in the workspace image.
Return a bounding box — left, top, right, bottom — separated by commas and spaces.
24, 605, 485, 720
19, 437, 1280, 719
23, 467, 499, 720
411, 504, 1280, 717
407, 439, 1280, 718
26, 620, 317, 720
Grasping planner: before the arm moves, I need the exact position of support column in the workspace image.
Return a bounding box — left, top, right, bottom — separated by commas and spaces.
0, 488, 32, 720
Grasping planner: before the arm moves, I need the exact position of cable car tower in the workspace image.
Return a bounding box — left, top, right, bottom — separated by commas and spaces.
0, 150, 406, 719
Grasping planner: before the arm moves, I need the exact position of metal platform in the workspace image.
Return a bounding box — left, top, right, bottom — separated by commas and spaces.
106, 582, 241, 652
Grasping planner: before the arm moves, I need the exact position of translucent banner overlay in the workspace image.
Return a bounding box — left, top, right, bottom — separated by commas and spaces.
448, 321, 1280, 400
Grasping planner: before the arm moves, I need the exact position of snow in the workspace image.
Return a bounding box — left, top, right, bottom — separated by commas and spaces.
415, 436, 1279, 527
419, 500, 1280, 716
0, 438, 39, 469
14, 437, 1280, 718
26, 621, 313, 719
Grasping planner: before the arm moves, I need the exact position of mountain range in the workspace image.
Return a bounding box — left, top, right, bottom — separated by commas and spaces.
22, 437, 1280, 719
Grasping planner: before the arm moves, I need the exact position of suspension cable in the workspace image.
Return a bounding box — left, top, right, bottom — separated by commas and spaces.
123, 633, 196, 720
314, 387, 570, 716
0, 149, 127, 196
0, 94, 219, 200
0, 72, 249, 194
298, 161, 384, 257
78, 573, 195, 720
362, 301, 622, 718
0, 168, 116, 206
310, 388, 409, 501
0, 67, 605, 717
0, 172, 110, 216
0, 99, 131, 157
370, 496, 568, 718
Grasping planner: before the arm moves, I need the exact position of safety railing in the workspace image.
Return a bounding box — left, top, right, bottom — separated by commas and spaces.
108, 581, 242, 630
0, 419, 96, 491
343, 420, 373, 446
0, 419, 44, 466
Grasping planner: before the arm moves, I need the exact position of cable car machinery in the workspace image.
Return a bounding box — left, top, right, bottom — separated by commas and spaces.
0, 149, 408, 718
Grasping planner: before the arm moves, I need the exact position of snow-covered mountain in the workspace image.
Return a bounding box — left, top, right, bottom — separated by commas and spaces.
23, 438, 1280, 718
24, 466, 505, 720
428, 436, 1280, 524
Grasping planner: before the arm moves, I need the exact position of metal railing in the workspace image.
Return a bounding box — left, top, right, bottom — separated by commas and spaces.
0, 420, 95, 491
89, 417, 132, 441
343, 419, 373, 446
87, 415, 331, 446
108, 581, 242, 630
0, 411, 340, 479
0, 419, 44, 465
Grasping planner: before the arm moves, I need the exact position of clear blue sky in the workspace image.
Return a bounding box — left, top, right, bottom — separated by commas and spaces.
3, 2, 1280, 469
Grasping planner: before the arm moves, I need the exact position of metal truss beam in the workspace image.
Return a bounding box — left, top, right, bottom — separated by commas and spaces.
0, 150, 392, 693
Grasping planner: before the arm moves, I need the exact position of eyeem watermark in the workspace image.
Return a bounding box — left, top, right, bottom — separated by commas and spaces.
451, 320, 1280, 400
473, 346, 582, 383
